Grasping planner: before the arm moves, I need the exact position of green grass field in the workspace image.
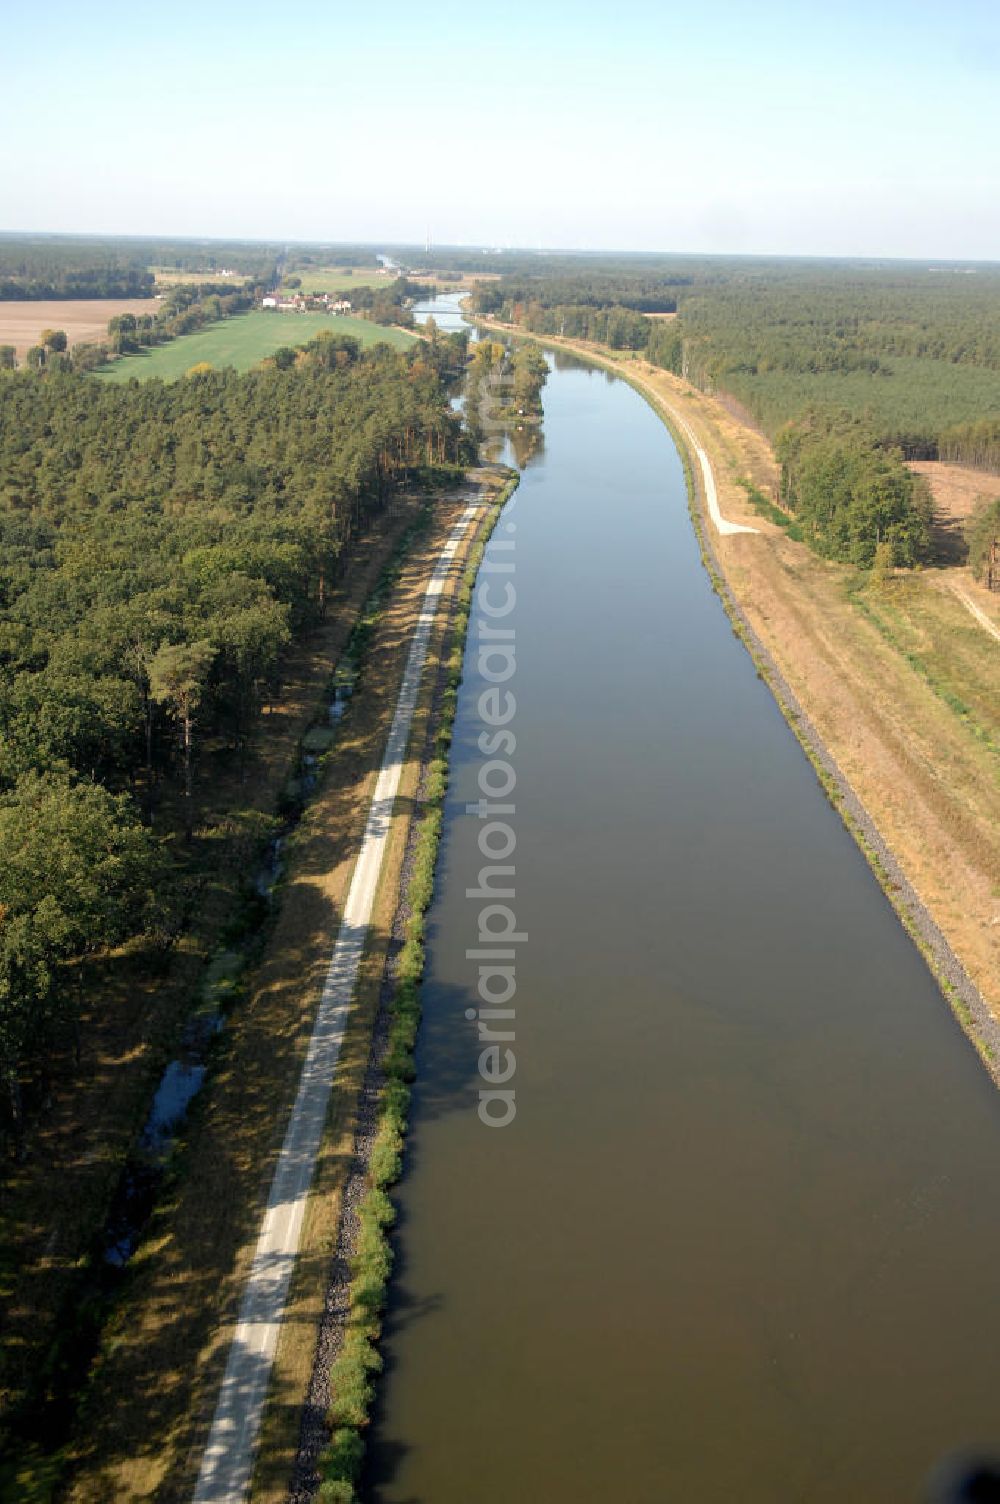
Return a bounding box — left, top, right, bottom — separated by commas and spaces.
97, 311, 415, 381
150, 266, 253, 288
283, 265, 393, 293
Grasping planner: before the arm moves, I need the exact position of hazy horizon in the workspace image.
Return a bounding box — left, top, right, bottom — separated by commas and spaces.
3, 231, 1000, 271
4, 0, 999, 260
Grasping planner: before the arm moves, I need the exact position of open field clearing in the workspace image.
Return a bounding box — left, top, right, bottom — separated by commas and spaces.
283, 265, 391, 292
151, 267, 252, 288
911, 459, 1000, 562
911, 460, 1000, 521
96, 311, 415, 381
406, 268, 498, 289
853, 571, 1000, 747
0, 297, 159, 359
953, 588, 1000, 642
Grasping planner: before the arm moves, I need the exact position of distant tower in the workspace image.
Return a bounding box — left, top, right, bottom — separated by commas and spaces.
425, 224, 431, 256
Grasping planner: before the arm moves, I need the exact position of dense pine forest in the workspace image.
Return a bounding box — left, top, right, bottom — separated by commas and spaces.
471, 257, 1000, 453
0, 330, 466, 1137
0, 235, 384, 301
469, 256, 1000, 565
0, 235, 284, 299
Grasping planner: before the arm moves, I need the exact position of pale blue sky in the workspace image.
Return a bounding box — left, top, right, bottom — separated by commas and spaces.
3, 0, 999, 257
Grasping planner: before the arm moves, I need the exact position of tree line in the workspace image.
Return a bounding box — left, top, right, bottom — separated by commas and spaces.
106, 282, 260, 353
0, 330, 466, 1138
0, 235, 283, 299
471, 257, 1000, 473
967, 498, 1000, 590
0, 283, 264, 376
0, 267, 154, 301
469, 256, 1000, 559
474, 274, 680, 315
775, 410, 932, 567
285, 248, 381, 271
939, 417, 1000, 472
463, 338, 549, 446
347, 278, 422, 328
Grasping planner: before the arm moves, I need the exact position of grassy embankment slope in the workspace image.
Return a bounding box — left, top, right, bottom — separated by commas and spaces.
478, 318, 1000, 1051
97, 311, 414, 381
60, 474, 505, 1504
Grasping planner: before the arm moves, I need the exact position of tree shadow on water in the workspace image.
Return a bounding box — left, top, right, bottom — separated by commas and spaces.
407, 970, 489, 1127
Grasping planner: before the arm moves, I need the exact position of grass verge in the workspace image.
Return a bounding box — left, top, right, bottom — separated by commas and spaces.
246, 479, 505, 1503
313, 475, 519, 1503
735, 476, 804, 540
847, 575, 1000, 756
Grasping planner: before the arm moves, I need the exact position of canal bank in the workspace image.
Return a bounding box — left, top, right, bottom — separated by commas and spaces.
477, 317, 1000, 1077
60, 473, 505, 1504
285, 471, 520, 1504
365, 296, 1000, 1504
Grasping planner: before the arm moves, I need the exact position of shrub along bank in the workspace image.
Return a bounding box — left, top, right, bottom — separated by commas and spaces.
315, 472, 519, 1503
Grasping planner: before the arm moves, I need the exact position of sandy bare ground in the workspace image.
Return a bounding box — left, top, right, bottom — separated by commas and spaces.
910, 459, 1000, 520
0, 297, 159, 359
910, 460, 1000, 564
909, 465, 1000, 631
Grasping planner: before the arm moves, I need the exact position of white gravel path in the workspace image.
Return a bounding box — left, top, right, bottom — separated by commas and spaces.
653, 398, 758, 536
192, 503, 481, 1504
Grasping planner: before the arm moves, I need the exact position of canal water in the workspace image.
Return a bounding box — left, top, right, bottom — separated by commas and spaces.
366, 295, 1000, 1501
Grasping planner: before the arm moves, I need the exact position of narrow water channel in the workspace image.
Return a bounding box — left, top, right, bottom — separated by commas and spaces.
367, 296, 1000, 1502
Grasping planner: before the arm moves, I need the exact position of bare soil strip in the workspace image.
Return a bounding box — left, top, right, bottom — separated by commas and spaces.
0, 297, 158, 357
910, 460, 1000, 523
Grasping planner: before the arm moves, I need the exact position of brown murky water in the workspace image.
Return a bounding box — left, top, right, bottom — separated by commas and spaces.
367, 302, 1000, 1503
